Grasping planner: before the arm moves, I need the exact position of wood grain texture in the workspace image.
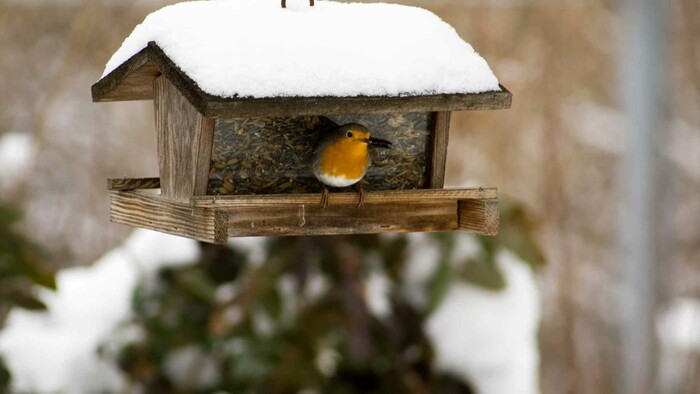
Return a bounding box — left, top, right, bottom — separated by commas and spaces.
226, 201, 457, 237
109, 191, 227, 244
92, 42, 513, 115
108, 177, 160, 191
91, 47, 160, 102
191, 188, 497, 208
458, 198, 499, 235
154, 76, 214, 203
108, 188, 498, 240
202, 89, 512, 117
426, 111, 451, 188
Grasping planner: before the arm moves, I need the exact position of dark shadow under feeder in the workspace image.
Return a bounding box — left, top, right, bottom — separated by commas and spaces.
95, 42, 511, 243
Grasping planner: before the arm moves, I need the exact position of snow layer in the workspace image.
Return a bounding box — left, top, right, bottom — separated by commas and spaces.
102, 0, 500, 98
0, 229, 199, 393
425, 250, 541, 394
657, 297, 700, 352
0, 132, 36, 195
657, 298, 700, 393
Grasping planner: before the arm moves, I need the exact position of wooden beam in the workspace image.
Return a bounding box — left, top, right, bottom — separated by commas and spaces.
109, 191, 227, 244
190, 188, 497, 208
154, 76, 214, 203
109, 189, 498, 240
108, 177, 160, 191
92, 42, 513, 115
458, 199, 499, 235
225, 201, 458, 237
91, 47, 160, 102
426, 111, 451, 188
202, 89, 511, 118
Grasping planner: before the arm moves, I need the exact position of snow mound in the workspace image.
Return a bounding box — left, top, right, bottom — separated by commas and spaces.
657, 297, 700, 392
0, 229, 199, 393
101, 0, 500, 98
425, 250, 541, 394
0, 132, 36, 194
658, 297, 700, 352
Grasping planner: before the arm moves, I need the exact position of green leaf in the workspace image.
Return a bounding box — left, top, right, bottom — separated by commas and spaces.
0, 288, 48, 311
429, 232, 457, 251
379, 235, 408, 282
425, 261, 452, 314
174, 270, 217, 304
24, 265, 57, 290
0, 203, 56, 290
494, 198, 546, 269
458, 258, 506, 291
257, 287, 283, 320
0, 355, 11, 389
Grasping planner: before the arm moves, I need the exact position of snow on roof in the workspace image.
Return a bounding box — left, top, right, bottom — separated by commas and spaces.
102, 0, 500, 99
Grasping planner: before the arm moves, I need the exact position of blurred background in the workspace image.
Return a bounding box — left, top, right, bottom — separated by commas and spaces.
0, 0, 698, 393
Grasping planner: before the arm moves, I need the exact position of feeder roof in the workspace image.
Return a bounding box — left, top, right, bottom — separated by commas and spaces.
93, 0, 511, 116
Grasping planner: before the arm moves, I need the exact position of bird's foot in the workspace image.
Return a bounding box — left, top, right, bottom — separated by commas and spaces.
355, 184, 365, 208
320, 186, 329, 208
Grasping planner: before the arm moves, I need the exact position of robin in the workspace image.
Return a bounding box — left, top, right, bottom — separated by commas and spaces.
313, 123, 392, 208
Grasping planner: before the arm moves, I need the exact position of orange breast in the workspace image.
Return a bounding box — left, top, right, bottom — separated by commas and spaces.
319, 139, 369, 180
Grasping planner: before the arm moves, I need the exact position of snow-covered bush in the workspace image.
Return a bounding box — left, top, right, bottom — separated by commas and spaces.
0, 200, 543, 393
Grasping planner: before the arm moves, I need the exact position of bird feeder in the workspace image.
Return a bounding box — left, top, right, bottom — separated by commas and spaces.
93, 0, 511, 243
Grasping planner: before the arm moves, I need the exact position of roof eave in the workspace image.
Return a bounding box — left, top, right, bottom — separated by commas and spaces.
92, 42, 512, 117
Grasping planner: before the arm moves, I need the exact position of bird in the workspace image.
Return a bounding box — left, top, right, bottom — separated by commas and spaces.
313, 123, 392, 208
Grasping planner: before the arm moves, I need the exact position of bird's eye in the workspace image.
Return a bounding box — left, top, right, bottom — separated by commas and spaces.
346, 131, 353, 138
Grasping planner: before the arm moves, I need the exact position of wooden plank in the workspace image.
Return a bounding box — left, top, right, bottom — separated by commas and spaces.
92, 42, 513, 115
154, 76, 215, 203
109, 191, 227, 244
458, 199, 499, 235
91, 47, 159, 102
109, 190, 497, 240
191, 188, 497, 208
426, 111, 451, 188
202, 89, 511, 118
214, 210, 229, 243
194, 115, 215, 196
108, 177, 160, 191
226, 201, 457, 237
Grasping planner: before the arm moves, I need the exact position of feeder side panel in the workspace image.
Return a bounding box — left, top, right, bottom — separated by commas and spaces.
154, 76, 214, 203
426, 111, 451, 189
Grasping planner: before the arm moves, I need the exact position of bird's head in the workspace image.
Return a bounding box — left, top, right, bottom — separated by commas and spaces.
337, 123, 392, 149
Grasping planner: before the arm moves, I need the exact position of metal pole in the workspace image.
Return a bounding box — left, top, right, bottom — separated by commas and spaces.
618, 0, 665, 393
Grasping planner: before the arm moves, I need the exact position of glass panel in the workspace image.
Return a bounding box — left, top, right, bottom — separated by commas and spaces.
208, 113, 431, 195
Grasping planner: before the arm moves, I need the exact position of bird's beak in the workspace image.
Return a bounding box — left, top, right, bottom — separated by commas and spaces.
367, 137, 392, 149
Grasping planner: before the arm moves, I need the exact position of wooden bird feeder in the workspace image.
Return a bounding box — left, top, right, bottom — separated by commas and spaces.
93, 2, 511, 243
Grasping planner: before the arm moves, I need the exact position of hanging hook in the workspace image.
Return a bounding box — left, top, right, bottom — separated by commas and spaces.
282, 0, 314, 9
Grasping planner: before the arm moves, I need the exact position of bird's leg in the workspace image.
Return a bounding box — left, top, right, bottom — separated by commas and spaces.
320, 186, 329, 208
355, 183, 365, 208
